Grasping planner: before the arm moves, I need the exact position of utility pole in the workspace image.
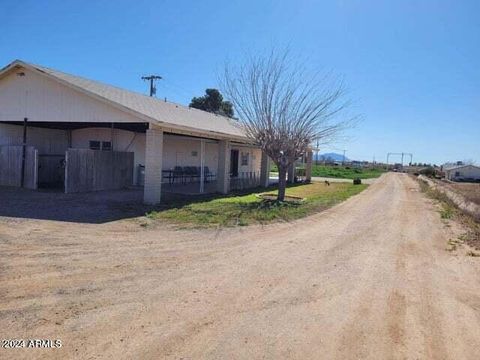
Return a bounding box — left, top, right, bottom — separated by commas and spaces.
342, 149, 346, 165
141, 75, 162, 97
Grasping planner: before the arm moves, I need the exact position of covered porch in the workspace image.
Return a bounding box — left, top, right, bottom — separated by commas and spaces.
143, 125, 313, 204
143, 126, 273, 203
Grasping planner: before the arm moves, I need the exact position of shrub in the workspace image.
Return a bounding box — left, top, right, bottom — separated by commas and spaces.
419, 166, 435, 177
353, 178, 362, 185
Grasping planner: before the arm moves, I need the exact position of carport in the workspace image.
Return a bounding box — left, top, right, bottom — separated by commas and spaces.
0, 120, 147, 192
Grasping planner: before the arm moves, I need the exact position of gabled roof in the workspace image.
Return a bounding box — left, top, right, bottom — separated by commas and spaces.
444, 164, 480, 171
0, 60, 247, 141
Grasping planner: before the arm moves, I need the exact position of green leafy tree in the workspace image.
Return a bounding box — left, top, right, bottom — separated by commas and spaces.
189, 88, 234, 118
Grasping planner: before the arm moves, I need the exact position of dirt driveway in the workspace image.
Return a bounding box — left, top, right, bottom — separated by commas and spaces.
1, 173, 479, 359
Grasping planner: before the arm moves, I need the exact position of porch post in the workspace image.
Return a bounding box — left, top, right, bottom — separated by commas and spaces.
305, 149, 313, 183
143, 128, 164, 204
260, 151, 270, 188
217, 140, 230, 194
199, 139, 205, 193
20, 117, 28, 188
287, 163, 295, 184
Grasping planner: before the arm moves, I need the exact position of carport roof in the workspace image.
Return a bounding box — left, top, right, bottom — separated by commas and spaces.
0, 60, 248, 141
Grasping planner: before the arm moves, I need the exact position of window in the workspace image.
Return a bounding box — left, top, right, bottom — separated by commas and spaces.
89, 140, 101, 150
102, 141, 112, 151
241, 152, 249, 166
89, 140, 112, 151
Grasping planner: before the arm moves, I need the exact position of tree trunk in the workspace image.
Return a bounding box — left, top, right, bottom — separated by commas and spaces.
277, 166, 287, 201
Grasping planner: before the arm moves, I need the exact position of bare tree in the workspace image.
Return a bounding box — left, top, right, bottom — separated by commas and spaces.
221, 50, 353, 201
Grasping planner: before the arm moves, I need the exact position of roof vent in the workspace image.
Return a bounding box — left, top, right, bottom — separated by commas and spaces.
16, 72, 25, 77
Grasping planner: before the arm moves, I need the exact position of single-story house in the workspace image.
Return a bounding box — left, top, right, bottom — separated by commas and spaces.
444, 164, 480, 182
0, 60, 313, 204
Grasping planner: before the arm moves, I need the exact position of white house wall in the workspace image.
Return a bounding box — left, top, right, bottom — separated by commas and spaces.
0, 67, 145, 124
447, 166, 480, 181
162, 136, 218, 173
232, 145, 262, 175
0, 122, 68, 154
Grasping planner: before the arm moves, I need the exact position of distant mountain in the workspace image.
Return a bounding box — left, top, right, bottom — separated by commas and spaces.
314, 152, 350, 162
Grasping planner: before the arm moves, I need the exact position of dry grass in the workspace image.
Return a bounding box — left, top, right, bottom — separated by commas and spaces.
447, 183, 480, 206
418, 179, 480, 251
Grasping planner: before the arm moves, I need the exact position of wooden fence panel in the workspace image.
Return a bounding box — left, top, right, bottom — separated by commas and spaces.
65, 149, 133, 193
0, 145, 37, 189
24, 147, 38, 189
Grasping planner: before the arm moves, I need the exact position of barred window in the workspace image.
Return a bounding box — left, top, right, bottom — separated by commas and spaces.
89, 140, 101, 150
241, 152, 249, 166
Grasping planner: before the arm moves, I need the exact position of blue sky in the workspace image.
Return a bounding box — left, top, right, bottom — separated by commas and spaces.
1, 0, 478, 164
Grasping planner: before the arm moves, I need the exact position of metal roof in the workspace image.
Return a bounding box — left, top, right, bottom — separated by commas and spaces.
444, 164, 480, 171
0, 60, 247, 141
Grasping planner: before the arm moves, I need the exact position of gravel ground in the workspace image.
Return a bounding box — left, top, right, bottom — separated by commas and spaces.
1, 173, 479, 359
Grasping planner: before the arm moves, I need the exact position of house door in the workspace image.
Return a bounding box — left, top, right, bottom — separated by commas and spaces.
230, 149, 239, 177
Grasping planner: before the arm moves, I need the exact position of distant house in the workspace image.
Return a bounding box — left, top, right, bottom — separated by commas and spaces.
444, 165, 480, 182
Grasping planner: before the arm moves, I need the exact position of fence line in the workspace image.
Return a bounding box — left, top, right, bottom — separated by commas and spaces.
230, 171, 261, 190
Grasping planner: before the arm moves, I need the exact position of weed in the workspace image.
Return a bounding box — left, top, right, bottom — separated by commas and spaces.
466, 251, 480, 257
418, 177, 480, 252
440, 206, 454, 219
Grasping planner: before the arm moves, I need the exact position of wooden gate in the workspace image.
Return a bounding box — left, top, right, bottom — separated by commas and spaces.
65, 149, 134, 193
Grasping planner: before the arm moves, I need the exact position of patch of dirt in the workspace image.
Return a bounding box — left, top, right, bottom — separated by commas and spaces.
256, 193, 304, 203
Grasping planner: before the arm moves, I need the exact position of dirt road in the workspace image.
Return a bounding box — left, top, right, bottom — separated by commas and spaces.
1, 173, 480, 359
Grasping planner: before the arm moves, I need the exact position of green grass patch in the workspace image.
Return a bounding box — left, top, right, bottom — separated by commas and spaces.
270, 164, 385, 179
440, 205, 455, 219
310, 165, 385, 179
146, 182, 368, 227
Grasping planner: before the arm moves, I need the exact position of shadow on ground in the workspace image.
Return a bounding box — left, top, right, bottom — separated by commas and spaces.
0, 181, 306, 224
0, 186, 150, 224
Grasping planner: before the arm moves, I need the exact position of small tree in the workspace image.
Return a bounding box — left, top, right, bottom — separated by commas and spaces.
189, 88, 234, 118
221, 51, 352, 201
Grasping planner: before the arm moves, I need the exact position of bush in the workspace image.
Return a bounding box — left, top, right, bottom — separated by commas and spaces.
353, 178, 362, 185
419, 166, 435, 177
